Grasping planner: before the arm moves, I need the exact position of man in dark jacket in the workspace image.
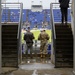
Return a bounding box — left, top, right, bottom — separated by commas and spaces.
24, 27, 35, 58
59, 0, 70, 25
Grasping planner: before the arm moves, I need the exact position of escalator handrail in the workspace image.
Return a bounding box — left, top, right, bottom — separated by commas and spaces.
17, 3, 23, 39
50, 3, 56, 40
17, 3, 23, 65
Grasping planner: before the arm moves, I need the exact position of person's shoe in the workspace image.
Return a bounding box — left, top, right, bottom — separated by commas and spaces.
65, 22, 67, 25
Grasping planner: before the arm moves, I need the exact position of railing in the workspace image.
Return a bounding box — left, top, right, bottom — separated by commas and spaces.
1, 3, 22, 22
50, 3, 56, 56
50, 3, 56, 64
17, 3, 23, 65
50, 3, 56, 40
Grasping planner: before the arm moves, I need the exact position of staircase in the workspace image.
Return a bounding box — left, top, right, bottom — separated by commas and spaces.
55, 24, 73, 68
2, 23, 18, 67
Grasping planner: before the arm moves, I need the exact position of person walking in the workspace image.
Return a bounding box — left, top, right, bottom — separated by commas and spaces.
24, 27, 35, 58
59, 0, 70, 25
38, 29, 50, 58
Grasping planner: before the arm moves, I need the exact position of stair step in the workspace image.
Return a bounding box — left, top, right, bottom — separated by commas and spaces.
56, 42, 73, 44
56, 34, 72, 36
2, 38, 17, 41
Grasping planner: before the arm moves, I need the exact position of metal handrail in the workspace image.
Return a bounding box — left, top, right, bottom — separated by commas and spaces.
17, 3, 23, 64
1, 3, 21, 22
2, 3, 22, 4
50, 3, 56, 41
50, 3, 57, 66
17, 3, 23, 39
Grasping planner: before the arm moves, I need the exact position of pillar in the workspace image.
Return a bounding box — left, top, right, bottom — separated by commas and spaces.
0, 0, 2, 74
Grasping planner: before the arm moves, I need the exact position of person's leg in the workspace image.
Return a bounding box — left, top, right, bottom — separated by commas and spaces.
23, 42, 27, 54
43, 43, 48, 58
25, 44, 28, 58
40, 42, 43, 58
22, 43, 24, 54
61, 8, 64, 24
30, 45, 33, 58
64, 8, 68, 25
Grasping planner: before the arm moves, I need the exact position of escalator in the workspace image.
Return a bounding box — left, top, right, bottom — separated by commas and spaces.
55, 24, 73, 68
2, 23, 18, 67
1, 3, 23, 67
50, 3, 73, 68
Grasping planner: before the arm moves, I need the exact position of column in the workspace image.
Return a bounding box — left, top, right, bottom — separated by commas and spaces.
0, 0, 2, 74
72, 0, 75, 74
